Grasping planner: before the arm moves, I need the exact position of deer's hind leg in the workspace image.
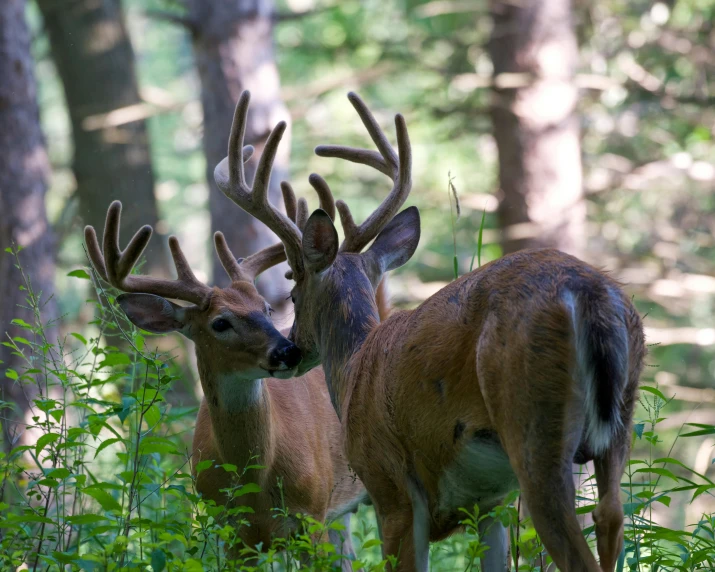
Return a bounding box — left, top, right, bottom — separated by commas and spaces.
592, 442, 628, 572
505, 423, 601, 572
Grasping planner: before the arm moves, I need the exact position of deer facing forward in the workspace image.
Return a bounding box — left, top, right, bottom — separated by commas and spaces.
85, 124, 368, 565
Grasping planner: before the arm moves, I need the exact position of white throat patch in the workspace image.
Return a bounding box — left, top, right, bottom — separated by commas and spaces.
215, 374, 263, 412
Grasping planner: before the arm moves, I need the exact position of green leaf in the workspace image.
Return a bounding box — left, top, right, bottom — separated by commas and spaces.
362, 539, 383, 549
470, 207, 487, 272
10, 318, 33, 329
138, 436, 178, 455
233, 483, 261, 497
655, 494, 671, 507
681, 424, 715, 438
71, 333, 88, 345
46, 467, 71, 480
144, 404, 161, 429
83, 486, 122, 512
94, 437, 123, 458
640, 385, 668, 402
36, 433, 61, 457
633, 467, 680, 481
633, 423, 645, 439
151, 549, 167, 572
99, 353, 131, 368
195, 460, 213, 474
66, 514, 109, 525
37, 478, 59, 488
5, 369, 18, 380
691, 484, 713, 502
67, 269, 91, 280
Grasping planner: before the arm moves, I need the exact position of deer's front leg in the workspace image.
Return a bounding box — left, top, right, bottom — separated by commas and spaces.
378, 506, 423, 572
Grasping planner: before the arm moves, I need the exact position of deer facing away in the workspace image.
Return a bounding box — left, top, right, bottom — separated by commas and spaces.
84, 129, 369, 564
215, 91, 647, 571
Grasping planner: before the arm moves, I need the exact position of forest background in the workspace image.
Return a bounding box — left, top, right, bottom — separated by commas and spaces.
0, 0, 714, 569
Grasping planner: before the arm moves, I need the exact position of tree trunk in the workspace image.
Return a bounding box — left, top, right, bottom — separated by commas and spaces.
36, 0, 168, 275
0, 0, 57, 449
488, 0, 585, 256
188, 0, 291, 304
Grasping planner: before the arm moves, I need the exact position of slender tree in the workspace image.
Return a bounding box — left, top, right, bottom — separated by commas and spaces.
488, 0, 585, 255
36, 0, 168, 274
0, 0, 57, 449
184, 0, 291, 302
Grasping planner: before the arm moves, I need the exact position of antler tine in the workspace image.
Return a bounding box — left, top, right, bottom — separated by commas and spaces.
84, 200, 212, 307
240, 243, 288, 281
316, 94, 412, 253
100, 201, 153, 285
84, 225, 108, 282
227, 91, 251, 191
167, 236, 204, 287
215, 91, 305, 276
252, 121, 287, 206
214, 231, 247, 282
296, 198, 309, 231
315, 92, 398, 178
307, 174, 336, 221
214, 232, 287, 284
281, 182, 298, 223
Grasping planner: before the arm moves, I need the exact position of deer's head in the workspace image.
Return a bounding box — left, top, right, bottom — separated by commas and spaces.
86, 150, 303, 381
214, 91, 420, 375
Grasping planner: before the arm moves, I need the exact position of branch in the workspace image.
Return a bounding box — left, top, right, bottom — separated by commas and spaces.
282, 62, 396, 103
145, 9, 197, 33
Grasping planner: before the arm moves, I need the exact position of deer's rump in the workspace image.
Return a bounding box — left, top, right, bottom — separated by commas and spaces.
344, 249, 643, 539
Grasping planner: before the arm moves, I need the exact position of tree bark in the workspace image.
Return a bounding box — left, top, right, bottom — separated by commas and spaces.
188, 0, 291, 303
488, 0, 585, 256
37, 0, 168, 274
0, 0, 57, 449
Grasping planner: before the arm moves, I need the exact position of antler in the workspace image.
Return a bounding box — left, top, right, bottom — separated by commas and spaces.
315, 92, 412, 253
214, 91, 306, 277
85, 201, 288, 307
214, 90, 337, 279
84, 201, 212, 306
213, 232, 287, 284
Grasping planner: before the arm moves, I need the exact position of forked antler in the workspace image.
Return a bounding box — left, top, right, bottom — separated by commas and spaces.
314, 92, 412, 253
214, 90, 336, 278
85, 201, 287, 308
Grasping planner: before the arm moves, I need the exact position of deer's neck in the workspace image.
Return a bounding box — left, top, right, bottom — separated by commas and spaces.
196, 356, 274, 470
319, 285, 379, 419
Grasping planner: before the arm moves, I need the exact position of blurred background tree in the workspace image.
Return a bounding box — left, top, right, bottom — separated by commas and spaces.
0, 0, 56, 450
36, 0, 169, 276
1, 0, 713, 530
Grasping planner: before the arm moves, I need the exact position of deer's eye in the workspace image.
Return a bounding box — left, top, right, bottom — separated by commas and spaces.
211, 318, 232, 333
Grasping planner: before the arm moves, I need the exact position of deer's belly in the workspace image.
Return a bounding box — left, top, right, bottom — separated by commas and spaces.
436, 430, 519, 519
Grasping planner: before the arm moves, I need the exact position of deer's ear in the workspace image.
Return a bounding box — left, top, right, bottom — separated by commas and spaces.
302, 209, 339, 273
365, 206, 420, 275
117, 293, 187, 334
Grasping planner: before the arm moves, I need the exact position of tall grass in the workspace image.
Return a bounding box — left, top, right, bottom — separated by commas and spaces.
0, 243, 713, 570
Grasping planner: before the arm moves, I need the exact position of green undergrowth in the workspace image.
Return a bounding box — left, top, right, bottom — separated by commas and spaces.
0, 245, 713, 571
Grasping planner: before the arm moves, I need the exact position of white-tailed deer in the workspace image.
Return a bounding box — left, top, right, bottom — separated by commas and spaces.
216, 92, 646, 571
84, 126, 369, 564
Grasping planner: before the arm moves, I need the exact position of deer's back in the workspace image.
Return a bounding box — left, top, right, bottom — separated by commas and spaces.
344, 249, 643, 536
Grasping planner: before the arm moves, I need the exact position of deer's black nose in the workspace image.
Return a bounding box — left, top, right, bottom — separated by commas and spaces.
269, 342, 302, 370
